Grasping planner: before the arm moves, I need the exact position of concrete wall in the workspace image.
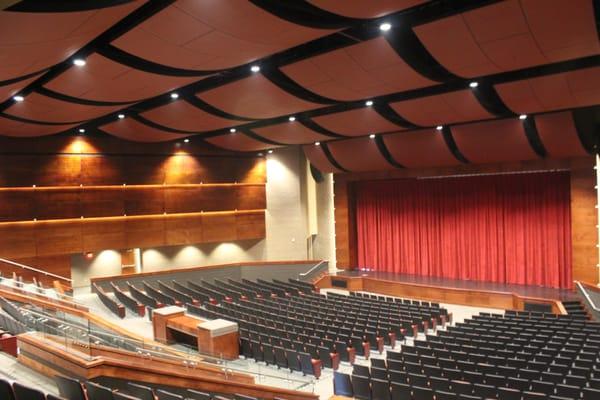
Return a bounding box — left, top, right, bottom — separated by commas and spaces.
71, 147, 337, 288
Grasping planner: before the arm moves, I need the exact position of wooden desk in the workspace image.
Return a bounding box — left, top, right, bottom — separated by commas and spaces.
152, 307, 239, 360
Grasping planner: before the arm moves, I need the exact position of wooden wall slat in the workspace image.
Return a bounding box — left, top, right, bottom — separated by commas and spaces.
80, 187, 125, 218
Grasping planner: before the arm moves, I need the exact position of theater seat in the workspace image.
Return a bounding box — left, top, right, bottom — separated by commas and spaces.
371, 378, 390, 400
333, 371, 353, 397
156, 389, 184, 400
263, 343, 275, 365
274, 346, 287, 369
351, 374, 371, 400
55, 376, 86, 400
47, 395, 65, 400
85, 382, 114, 400
583, 387, 600, 400
286, 349, 301, 372
0, 379, 14, 400
186, 390, 211, 400
12, 382, 46, 400
113, 392, 140, 400
127, 383, 156, 400
299, 352, 322, 378
390, 382, 411, 400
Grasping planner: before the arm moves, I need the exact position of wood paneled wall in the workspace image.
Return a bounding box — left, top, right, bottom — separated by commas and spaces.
334, 157, 598, 285
0, 135, 267, 279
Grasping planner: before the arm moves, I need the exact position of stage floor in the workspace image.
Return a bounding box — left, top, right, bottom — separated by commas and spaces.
335, 270, 579, 301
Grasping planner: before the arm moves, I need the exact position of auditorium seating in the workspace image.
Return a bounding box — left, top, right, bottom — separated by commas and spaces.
110, 283, 145, 317
93, 283, 125, 319
334, 310, 600, 400
183, 278, 447, 377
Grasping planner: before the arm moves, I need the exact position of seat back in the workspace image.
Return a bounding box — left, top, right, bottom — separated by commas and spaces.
127, 383, 156, 400
113, 393, 140, 400
0, 379, 15, 400
351, 374, 371, 400
371, 378, 390, 400
186, 389, 211, 400
333, 371, 353, 397
299, 352, 315, 376
54, 375, 85, 400
286, 349, 301, 371
390, 382, 411, 400
12, 382, 46, 400
156, 389, 184, 400
85, 382, 114, 400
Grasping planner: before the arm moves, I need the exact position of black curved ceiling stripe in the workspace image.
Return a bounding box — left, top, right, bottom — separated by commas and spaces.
384, 26, 461, 83
299, 119, 346, 138
241, 128, 287, 146
471, 83, 515, 117
522, 117, 547, 158
184, 97, 256, 122
0, 69, 47, 87
131, 115, 197, 135
6, 0, 135, 12
36, 87, 135, 106
261, 67, 340, 105
572, 106, 600, 154
0, 1, 176, 113
441, 126, 469, 164
374, 135, 404, 168
248, 0, 359, 29
320, 142, 350, 172
97, 44, 215, 77
373, 103, 420, 129
0, 112, 85, 126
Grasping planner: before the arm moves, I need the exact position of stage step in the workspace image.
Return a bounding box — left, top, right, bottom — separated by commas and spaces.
561, 300, 591, 320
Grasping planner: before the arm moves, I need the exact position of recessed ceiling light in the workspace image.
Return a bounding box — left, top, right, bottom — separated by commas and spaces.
288, 116, 296, 122
250, 65, 260, 73
78, 128, 85, 133
170, 92, 179, 99
379, 22, 392, 32
436, 125, 443, 131
469, 81, 479, 88
519, 114, 527, 120
315, 142, 320, 146
184, 138, 189, 143
73, 59, 86, 67
369, 134, 376, 139
118, 114, 125, 119
268, 149, 273, 154
13, 95, 24, 102
230, 128, 236, 133
365, 100, 374, 106
258, 152, 263, 156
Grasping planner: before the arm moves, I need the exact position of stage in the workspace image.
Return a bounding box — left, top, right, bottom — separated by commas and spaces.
316, 271, 580, 314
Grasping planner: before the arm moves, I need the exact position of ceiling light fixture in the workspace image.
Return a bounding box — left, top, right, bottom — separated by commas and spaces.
268, 149, 273, 154
250, 65, 260, 73
13, 95, 24, 102
379, 22, 392, 32
184, 138, 189, 143
369, 134, 376, 139
118, 114, 125, 119
79, 128, 85, 133
288, 116, 296, 122
73, 59, 86, 67
170, 92, 179, 99
436, 125, 443, 131
519, 114, 527, 120
469, 81, 478, 88
258, 152, 263, 156
365, 100, 374, 106
230, 128, 236, 133
315, 142, 320, 146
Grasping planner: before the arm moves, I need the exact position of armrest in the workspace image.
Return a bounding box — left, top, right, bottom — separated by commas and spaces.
376, 337, 385, 354
348, 347, 356, 365
388, 332, 396, 349
311, 358, 322, 379
330, 352, 340, 370
362, 341, 370, 360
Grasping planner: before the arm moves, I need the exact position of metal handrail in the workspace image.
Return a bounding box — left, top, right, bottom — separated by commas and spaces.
0, 257, 72, 283
298, 260, 327, 277
575, 281, 600, 312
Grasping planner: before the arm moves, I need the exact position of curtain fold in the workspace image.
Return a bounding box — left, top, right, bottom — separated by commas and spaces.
356, 172, 572, 289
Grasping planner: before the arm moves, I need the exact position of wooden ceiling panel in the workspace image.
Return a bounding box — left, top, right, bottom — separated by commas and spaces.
328, 137, 393, 172
312, 107, 402, 136
308, 0, 427, 18
252, 121, 330, 145
383, 129, 460, 168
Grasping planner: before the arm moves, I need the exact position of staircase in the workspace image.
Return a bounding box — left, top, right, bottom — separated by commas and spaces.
562, 300, 591, 320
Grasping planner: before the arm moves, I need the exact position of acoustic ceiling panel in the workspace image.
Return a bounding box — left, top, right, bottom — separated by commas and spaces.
198, 74, 322, 119
495, 66, 600, 114
451, 118, 537, 164
44, 53, 199, 103
100, 117, 189, 142
382, 129, 460, 168
280, 37, 436, 101
0, 1, 143, 81
327, 136, 393, 172
0, 73, 42, 103
535, 111, 588, 158
414, 0, 600, 77
308, 0, 427, 18
312, 107, 403, 137
5, 92, 122, 124
303, 144, 343, 173
389, 89, 493, 126
205, 132, 274, 152
112, 0, 337, 71
140, 100, 237, 133
252, 121, 331, 145
0, 116, 76, 137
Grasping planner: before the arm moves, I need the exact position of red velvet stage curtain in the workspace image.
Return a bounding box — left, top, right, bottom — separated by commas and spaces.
355, 172, 572, 289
